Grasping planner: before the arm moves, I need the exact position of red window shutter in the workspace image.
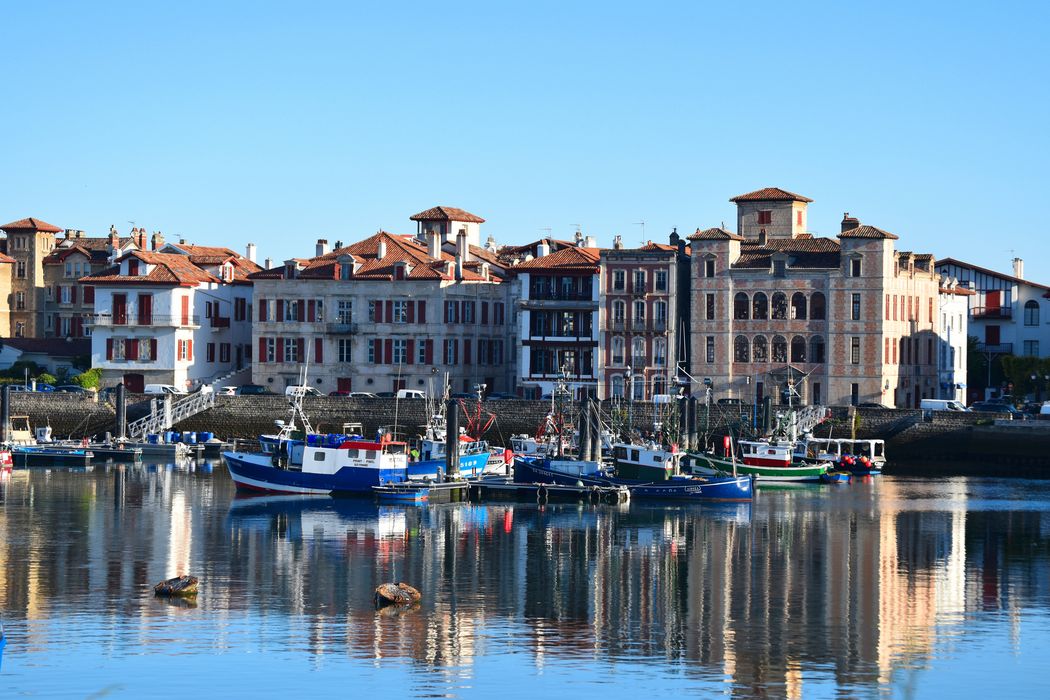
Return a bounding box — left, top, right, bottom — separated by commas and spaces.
374, 301, 383, 323
259, 337, 267, 362
307, 300, 316, 322
55, 284, 61, 299
106, 338, 114, 360
407, 339, 415, 364
407, 301, 415, 324
297, 300, 305, 322
84, 285, 94, 303
71, 286, 78, 304
150, 338, 157, 359
384, 339, 393, 364
74, 317, 82, 337
373, 339, 381, 364
207, 343, 215, 363
464, 339, 472, 365
424, 339, 433, 364
385, 301, 393, 323
277, 300, 285, 322
276, 338, 284, 363
127, 339, 139, 361
258, 299, 268, 322
296, 337, 304, 361
314, 337, 323, 363
481, 302, 489, 325
187, 339, 193, 361
418, 301, 426, 324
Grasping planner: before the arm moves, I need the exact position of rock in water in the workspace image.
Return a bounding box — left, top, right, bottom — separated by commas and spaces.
154, 575, 199, 597
374, 582, 422, 608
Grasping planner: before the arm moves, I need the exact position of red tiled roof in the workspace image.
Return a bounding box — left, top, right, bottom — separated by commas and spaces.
82, 251, 220, 286
729, 188, 813, 203
936, 257, 1050, 292
939, 286, 976, 296
688, 227, 745, 241
838, 224, 899, 240
0, 253, 15, 264
637, 241, 678, 252
1, 217, 63, 233
732, 237, 842, 270
511, 246, 601, 271
409, 206, 485, 224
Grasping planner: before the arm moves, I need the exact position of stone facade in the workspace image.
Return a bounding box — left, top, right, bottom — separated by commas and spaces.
0, 217, 61, 338
689, 189, 940, 407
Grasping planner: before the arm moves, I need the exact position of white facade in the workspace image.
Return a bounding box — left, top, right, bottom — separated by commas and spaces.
88, 255, 254, 390
937, 281, 971, 403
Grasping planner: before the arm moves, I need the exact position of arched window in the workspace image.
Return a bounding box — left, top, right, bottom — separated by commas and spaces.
611, 375, 624, 399
612, 300, 626, 322
753, 335, 768, 363
734, 292, 750, 320
772, 293, 788, 320
791, 335, 807, 362
611, 336, 624, 365
734, 335, 750, 363
632, 337, 645, 365
810, 292, 826, 320
810, 336, 825, 363
753, 292, 768, 320
791, 293, 807, 320
1025, 300, 1040, 326
653, 338, 666, 366
772, 335, 788, 363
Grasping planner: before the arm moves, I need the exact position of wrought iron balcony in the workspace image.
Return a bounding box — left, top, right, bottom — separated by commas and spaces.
971, 306, 1012, 319
90, 313, 200, 327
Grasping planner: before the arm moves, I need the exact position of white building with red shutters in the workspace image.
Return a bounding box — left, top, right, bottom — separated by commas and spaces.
250, 207, 515, 396
83, 244, 259, 391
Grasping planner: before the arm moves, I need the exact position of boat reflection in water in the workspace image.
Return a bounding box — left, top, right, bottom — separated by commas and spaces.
1, 469, 1049, 697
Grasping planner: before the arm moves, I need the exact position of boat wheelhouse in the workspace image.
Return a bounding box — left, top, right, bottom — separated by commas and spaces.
689, 439, 829, 483
794, 437, 886, 469
611, 442, 681, 482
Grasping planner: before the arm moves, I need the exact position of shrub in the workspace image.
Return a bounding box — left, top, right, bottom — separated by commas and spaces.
36, 373, 57, 386
72, 367, 103, 389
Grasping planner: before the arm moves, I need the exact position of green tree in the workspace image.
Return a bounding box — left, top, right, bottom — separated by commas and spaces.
1000, 355, 1050, 401
72, 367, 103, 389
36, 373, 57, 386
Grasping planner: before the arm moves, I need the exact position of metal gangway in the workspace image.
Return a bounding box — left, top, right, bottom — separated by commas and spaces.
791, 404, 830, 437
127, 391, 215, 441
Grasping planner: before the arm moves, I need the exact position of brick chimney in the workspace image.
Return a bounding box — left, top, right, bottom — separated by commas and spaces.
108, 225, 119, 250
150, 231, 165, 250
841, 212, 860, 233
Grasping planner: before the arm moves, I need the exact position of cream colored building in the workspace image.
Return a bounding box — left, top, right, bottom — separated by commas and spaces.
0, 217, 61, 338
690, 188, 939, 407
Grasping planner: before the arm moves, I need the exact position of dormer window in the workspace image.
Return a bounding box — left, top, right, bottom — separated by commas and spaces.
285, 263, 297, 279
773, 259, 786, 278
850, 257, 862, 277
128, 259, 140, 276
340, 263, 353, 280
221, 262, 234, 282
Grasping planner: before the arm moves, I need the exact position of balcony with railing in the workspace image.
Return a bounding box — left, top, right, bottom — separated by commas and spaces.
209, 315, 231, 329
91, 313, 201, 328
326, 321, 358, 334
971, 306, 1012, 319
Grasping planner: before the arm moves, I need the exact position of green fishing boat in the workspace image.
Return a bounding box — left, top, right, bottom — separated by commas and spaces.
687, 440, 829, 483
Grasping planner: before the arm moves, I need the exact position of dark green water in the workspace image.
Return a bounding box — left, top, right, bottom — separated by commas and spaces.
1, 463, 1049, 698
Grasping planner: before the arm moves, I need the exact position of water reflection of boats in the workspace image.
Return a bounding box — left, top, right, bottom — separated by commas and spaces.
226, 494, 410, 541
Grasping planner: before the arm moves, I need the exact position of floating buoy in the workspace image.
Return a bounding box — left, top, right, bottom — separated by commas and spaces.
154, 575, 199, 597
374, 582, 421, 608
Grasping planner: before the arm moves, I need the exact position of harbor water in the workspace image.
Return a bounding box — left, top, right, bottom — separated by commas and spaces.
1, 463, 1049, 697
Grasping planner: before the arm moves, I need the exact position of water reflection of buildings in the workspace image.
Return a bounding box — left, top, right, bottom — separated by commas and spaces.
1, 470, 1048, 695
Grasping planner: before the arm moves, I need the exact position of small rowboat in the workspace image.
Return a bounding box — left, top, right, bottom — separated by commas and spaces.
154, 575, 199, 597
820, 470, 852, 485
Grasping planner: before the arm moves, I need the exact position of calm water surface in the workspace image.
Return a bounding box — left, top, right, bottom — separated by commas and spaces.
1, 463, 1049, 698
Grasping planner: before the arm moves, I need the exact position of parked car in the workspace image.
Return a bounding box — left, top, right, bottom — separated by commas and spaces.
236, 384, 275, 396
348, 391, 378, 398
328, 390, 350, 397
4, 384, 31, 392
970, 401, 1027, 419
215, 386, 237, 396
54, 385, 90, 393
449, 392, 474, 399
396, 389, 426, 399
374, 392, 395, 398
1040, 402, 1050, 416
857, 402, 892, 409
486, 392, 519, 400
285, 385, 323, 397
35, 383, 56, 393
919, 399, 968, 412
144, 384, 187, 396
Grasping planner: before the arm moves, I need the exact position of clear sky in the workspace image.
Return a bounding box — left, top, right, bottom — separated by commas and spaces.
3, 1, 1047, 281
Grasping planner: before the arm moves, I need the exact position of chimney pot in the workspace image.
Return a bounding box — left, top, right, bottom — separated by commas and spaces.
316, 239, 329, 257
264, 257, 273, 270
1013, 257, 1024, 280
246, 242, 257, 263
377, 238, 387, 260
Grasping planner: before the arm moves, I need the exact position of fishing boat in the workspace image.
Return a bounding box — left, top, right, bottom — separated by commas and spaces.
373, 483, 430, 504
611, 441, 681, 481
819, 469, 852, 484
513, 455, 752, 501
688, 439, 829, 483
222, 373, 408, 495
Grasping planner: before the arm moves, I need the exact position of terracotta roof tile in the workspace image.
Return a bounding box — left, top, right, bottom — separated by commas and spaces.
1, 217, 63, 233
936, 257, 1050, 293
732, 237, 841, 270
409, 206, 485, 224
839, 224, 899, 240
688, 227, 745, 241
511, 246, 601, 271
729, 188, 813, 203
82, 251, 220, 286
0, 253, 15, 264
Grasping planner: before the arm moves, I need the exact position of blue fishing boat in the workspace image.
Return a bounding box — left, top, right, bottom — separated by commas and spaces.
514, 455, 753, 502
373, 483, 430, 504
819, 470, 852, 484
222, 385, 407, 495
11, 445, 93, 467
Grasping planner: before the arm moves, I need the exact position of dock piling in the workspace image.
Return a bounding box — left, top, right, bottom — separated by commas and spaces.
116, 383, 127, 442
445, 399, 459, 483
1, 385, 10, 444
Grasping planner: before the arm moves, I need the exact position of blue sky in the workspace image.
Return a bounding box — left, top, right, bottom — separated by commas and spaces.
3, 1, 1047, 280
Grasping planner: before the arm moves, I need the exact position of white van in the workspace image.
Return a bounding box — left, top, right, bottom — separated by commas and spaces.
144, 384, 186, 396
285, 385, 323, 397
396, 389, 426, 400
920, 399, 968, 412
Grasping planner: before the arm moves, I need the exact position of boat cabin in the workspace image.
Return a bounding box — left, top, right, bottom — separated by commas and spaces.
738, 441, 794, 468
612, 442, 680, 482
796, 438, 886, 466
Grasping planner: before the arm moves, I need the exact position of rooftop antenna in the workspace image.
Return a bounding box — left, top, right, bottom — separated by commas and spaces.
634, 220, 645, 245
